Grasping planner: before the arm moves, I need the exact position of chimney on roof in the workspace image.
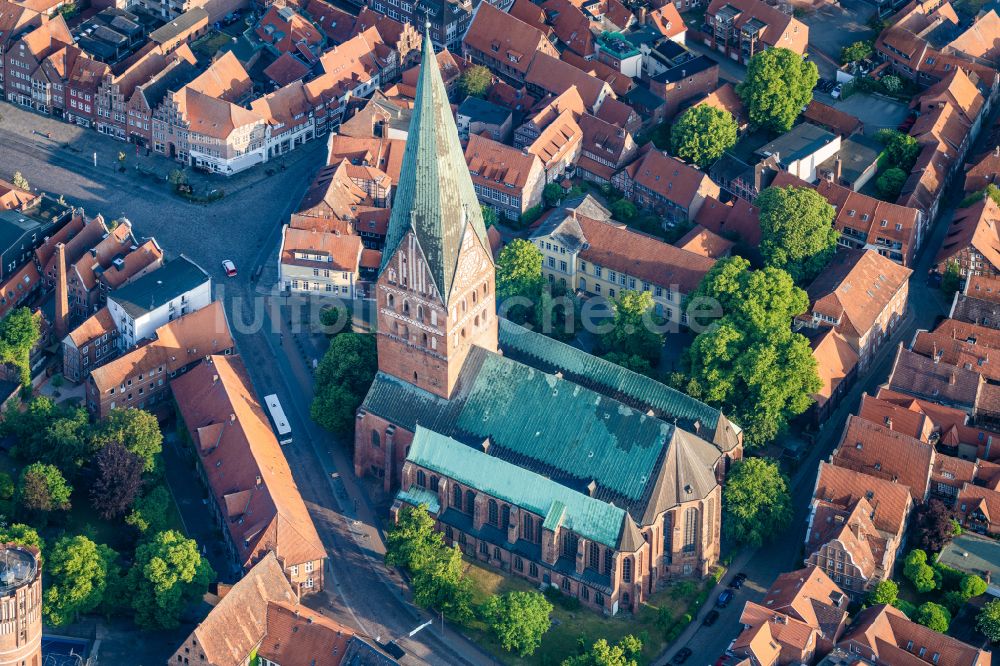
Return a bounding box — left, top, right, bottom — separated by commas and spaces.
54, 242, 69, 343
833, 157, 842, 183
230, 413, 236, 423
637, 6, 646, 24
950, 371, 957, 385
256, 474, 262, 486
884, 416, 892, 430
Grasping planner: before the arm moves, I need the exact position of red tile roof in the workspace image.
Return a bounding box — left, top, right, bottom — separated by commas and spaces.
935, 196, 1000, 274
814, 461, 912, 536
463, 3, 556, 77
831, 414, 934, 501
811, 328, 859, 406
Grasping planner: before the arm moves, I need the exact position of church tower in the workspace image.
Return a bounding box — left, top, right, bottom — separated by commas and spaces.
374, 27, 498, 400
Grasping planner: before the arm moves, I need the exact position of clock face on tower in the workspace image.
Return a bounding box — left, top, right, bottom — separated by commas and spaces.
455, 228, 489, 287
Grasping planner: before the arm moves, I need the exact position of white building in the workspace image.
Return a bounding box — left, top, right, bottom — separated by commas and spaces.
107, 255, 212, 348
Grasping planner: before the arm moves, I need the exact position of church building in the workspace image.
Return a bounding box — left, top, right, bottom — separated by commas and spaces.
353, 28, 743, 615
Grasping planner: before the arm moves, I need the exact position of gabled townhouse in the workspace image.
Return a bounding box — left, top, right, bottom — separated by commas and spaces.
303, 26, 395, 131
611, 144, 720, 227
0, 0, 46, 95
830, 414, 935, 503
173, 354, 327, 591
354, 7, 421, 76
62, 306, 118, 383
944, 8, 1000, 66
0, 202, 70, 281
857, 393, 935, 442
733, 566, 849, 665
771, 171, 924, 266
965, 145, 1000, 193
513, 86, 585, 149
951, 274, 1000, 329
465, 134, 545, 221
94, 44, 196, 141
106, 254, 211, 349
0, 261, 41, 324
836, 604, 990, 664
595, 95, 641, 133
936, 196, 1000, 281
524, 106, 583, 185
86, 299, 233, 418
278, 226, 365, 298
704, 0, 808, 64
647, 4, 687, 44
462, 2, 557, 84
575, 112, 638, 184
124, 53, 199, 148
563, 49, 634, 99
885, 344, 988, 418
797, 248, 912, 371
810, 328, 860, 424
3, 14, 71, 111
957, 482, 1000, 535
531, 195, 715, 323
62, 50, 110, 128
525, 51, 614, 114
250, 80, 315, 160
912, 319, 1000, 383
540, 0, 596, 58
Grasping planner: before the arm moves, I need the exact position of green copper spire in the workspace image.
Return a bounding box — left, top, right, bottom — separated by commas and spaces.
379, 24, 491, 303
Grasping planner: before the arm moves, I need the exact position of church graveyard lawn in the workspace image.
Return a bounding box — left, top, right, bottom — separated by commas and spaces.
462, 560, 711, 665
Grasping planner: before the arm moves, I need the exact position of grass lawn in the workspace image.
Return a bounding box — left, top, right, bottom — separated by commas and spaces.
461, 560, 711, 665
192, 32, 233, 60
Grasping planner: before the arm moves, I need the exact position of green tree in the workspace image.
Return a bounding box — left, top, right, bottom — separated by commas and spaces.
126, 485, 172, 534
841, 40, 873, 64
17, 462, 71, 515
942, 260, 962, 295
723, 457, 792, 547
562, 636, 643, 666
543, 183, 564, 208
385, 503, 441, 573
128, 530, 214, 629
878, 129, 920, 172
670, 106, 738, 168
756, 185, 838, 284
904, 549, 937, 593
496, 239, 543, 326
0, 524, 42, 555
11, 172, 29, 191
458, 65, 492, 98
0, 307, 40, 386
0, 472, 15, 501
4, 398, 94, 474
44, 536, 116, 625
915, 602, 951, 633
882, 75, 902, 93
609, 199, 637, 222
319, 304, 349, 333
977, 599, 1000, 641
960, 574, 988, 600
412, 543, 474, 623
480, 204, 499, 229
483, 591, 553, 656
167, 169, 187, 187
601, 290, 664, 364
310, 333, 377, 433
867, 579, 898, 606
684, 257, 820, 445
736, 48, 818, 132
89, 408, 163, 472
89, 441, 144, 520
876, 167, 908, 200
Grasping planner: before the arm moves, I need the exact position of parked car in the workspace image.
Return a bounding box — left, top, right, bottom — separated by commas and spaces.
703, 610, 720, 626
725, 639, 737, 657
222, 259, 237, 277
831, 83, 843, 99
728, 577, 743, 590
672, 648, 692, 664
716, 590, 734, 608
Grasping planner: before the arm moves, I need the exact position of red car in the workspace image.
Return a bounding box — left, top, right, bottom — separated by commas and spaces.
222, 259, 237, 277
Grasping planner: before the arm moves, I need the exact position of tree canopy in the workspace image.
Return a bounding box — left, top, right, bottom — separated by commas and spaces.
867, 579, 898, 606
311, 332, 377, 434
89, 408, 163, 472
670, 106, 738, 168
757, 186, 838, 284
876, 167, 908, 201
459, 65, 492, 98
125, 485, 172, 534
977, 599, 1000, 641
483, 591, 553, 656
961, 574, 988, 600
601, 290, 664, 364
43, 535, 116, 625
11, 172, 29, 191
544, 183, 564, 208
904, 549, 937, 593
496, 239, 543, 326
128, 530, 214, 629
562, 636, 643, 666
682, 257, 820, 445
18, 462, 72, 516
480, 204, 499, 229
609, 199, 637, 222
913, 500, 957, 553
0, 524, 42, 555
915, 602, 951, 633
0, 307, 40, 386
723, 457, 792, 547
878, 129, 920, 172
736, 48, 818, 132
841, 40, 873, 64
90, 442, 144, 520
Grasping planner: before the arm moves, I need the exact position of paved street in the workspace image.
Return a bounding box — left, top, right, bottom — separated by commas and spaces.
0, 101, 492, 665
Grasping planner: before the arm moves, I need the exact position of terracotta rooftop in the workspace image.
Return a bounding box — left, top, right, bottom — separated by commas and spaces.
263, 53, 310, 87
465, 134, 541, 191
804, 248, 912, 341
66, 306, 115, 347
186, 50, 252, 103
886, 344, 983, 412
814, 461, 913, 537
811, 327, 859, 407
757, 565, 849, 639
0, 179, 35, 211
694, 195, 762, 248
627, 146, 718, 211
0, 261, 39, 321
674, 224, 734, 259
803, 100, 861, 137
541, 0, 595, 57
525, 51, 612, 112
171, 354, 327, 572
948, 8, 1000, 63
913, 318, 1000, 382
463, 2, 555, 77
694, 83, 747, 127
807, 498, 888, 580
839, 604, 990, 665
936, 196, 1000, 273
281, 227, 363, 272
831, 414, 934, 502
857, 393, 934, 442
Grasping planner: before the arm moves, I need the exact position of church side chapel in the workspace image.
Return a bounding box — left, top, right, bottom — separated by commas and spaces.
353, 27, 743, 616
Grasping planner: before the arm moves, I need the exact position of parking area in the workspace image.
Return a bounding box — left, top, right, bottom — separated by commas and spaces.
829, 92, 911, 136
801, 0, 877, 76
